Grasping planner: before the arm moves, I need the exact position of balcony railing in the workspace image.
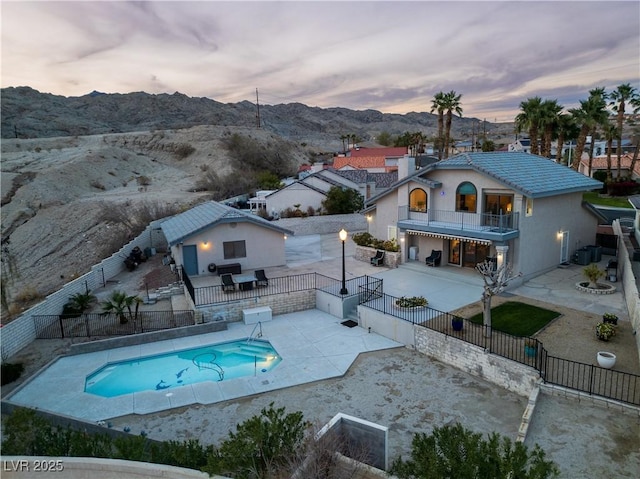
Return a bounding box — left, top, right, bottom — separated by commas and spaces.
398, 206, 519, 233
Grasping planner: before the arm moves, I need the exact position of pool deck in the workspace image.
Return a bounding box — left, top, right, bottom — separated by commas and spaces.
5, 310, 402, 422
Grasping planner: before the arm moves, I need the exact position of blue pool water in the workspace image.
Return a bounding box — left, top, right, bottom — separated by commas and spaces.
85, 339, 281, 397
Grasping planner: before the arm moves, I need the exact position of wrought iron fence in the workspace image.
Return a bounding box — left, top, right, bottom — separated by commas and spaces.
358, 289, 640, 406
185, 270, 344, 306
33, 311, 195, 339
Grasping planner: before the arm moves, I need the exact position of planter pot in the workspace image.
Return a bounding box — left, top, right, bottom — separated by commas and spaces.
524, 345, 537, 357
596, 351, 616, 369
451, 318, 463, 331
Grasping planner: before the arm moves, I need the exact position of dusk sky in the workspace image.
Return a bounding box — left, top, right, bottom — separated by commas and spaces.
2, 1, 639, 122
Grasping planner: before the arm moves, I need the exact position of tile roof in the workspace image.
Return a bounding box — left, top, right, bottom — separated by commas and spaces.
581, 154, 638, 175
160, 201, 293, 246
437, 152, 603, 198
349, 147, 407, 157
332, 156, 387, 169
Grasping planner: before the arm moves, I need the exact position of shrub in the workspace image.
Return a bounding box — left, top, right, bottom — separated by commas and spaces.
352, 232, 374, 246
174, 143, 195, 160
90, 180, 106, 190
1, 362, 24, 385
136, 176, 151, 186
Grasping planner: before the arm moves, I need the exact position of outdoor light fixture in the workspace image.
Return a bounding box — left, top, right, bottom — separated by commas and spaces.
339, 228, 348, 295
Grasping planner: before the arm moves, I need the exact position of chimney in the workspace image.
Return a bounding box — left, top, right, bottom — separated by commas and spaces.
397, 155, 416, 180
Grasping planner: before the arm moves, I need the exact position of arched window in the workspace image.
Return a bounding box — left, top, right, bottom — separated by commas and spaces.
456, 182, 477, 212
409, 188, 427, 211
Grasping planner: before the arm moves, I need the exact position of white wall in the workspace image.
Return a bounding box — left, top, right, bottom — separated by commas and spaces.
265, 184, 326, 216
174, 222, 287, 275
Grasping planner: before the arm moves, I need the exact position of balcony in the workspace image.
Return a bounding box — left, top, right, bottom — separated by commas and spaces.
398, 206, 520, 243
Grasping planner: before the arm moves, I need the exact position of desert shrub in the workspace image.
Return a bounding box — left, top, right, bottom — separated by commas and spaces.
222, 133, 297, 177
136, 176, 151, 186
195, 170, 254, 200
90, 180, 106, 190
99, 200, 183, 237
174, 143, 195, 160
1, 362, 24, 385
13, 286, 42, 304
306, 206, 316, 216
200, 164, 209, 171
34, 146, 41, 153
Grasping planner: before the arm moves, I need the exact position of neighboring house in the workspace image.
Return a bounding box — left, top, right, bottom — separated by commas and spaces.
264, 168, 397, 216
508, 138, 531, 153
160, 201, 293, 276
579, 154, 638, 179
364, 152, 603, 282
334, 146, 408, 173
347, 146, 407, 158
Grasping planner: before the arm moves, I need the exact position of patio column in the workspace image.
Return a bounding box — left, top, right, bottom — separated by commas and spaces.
495, 245, 508, 269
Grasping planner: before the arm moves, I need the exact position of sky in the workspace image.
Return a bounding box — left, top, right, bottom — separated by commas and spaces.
1, 0, 639, 122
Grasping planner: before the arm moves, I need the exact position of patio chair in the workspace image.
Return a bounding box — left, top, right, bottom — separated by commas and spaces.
370, 250, 385, 266
255, 269, 269, 287
221, 273, 236, 292
425, 250, 442, 267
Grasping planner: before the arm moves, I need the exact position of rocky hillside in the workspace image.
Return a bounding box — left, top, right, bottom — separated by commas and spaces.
1, 86, 515, 145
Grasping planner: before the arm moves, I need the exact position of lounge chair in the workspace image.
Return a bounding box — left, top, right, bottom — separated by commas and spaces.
255, 269, 269, 287
425, 250, 442, 267
370, 250, 385, 266
221, 273, 236, 292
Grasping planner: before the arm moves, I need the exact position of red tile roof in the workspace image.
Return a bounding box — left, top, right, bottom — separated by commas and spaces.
349, 147, 407, 157
333, 156, 389, 170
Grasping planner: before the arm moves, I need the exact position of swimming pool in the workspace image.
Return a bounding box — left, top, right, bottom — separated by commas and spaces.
85, 339, 281, 397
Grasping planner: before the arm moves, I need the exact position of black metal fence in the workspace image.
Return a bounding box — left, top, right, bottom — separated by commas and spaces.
33, 311, 195, 339
184, 270, 342, 306
358, 288, 640, 406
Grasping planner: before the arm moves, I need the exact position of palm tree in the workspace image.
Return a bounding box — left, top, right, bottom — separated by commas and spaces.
569, 88, 609, 170
554, 113, 578, 165
430, 92, 445, 160
602, 123, 619, 181
101, 290, 142, 324
609, 83, 640, 170
441, 90, 463, 159
515, 97, 543, 155
539, 99, 563, 158
339, 134, 348, 153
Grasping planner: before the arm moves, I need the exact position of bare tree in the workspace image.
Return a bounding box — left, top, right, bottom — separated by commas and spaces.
476, 260, 521, 337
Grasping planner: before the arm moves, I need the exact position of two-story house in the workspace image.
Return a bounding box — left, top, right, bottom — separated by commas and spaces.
363, 152, 603, 282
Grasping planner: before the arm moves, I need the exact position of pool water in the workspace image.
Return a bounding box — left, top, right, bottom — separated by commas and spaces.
85, 339, 281, 397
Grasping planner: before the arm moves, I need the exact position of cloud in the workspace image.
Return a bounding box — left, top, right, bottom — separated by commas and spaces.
1, 1, 638, 121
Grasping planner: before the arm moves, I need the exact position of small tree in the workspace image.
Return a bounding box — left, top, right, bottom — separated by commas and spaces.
583, 263, 605, 289
476, 259, 520, 337
322, 187, 364, 215
101, 290, 142, 324
390, 423, 559, 479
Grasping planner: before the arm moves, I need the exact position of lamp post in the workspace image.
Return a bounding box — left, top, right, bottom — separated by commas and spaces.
339, 228, 348, 295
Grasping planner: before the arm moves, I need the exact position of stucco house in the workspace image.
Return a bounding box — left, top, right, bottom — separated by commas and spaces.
263, 168, 396, 216
160, 201, 293, 276
363, 152, 604, 282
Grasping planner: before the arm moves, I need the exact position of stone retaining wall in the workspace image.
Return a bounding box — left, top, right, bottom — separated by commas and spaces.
355, 245, 401, 268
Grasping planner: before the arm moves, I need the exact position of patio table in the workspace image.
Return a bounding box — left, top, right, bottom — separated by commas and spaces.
233, 274, 257, 291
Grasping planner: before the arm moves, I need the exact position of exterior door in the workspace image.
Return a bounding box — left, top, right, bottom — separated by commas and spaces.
182, 245, 198, 276
560, 231, 569, 264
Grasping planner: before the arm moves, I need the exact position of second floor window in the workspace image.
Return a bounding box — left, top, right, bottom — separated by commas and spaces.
456, 182, 477, 212
409, 188, 427, 211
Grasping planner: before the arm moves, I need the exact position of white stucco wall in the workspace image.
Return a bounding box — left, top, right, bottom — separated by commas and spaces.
265, 184, 326, 215
172, 222, 287, 275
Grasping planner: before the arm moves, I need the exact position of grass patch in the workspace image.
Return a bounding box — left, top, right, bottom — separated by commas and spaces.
468, 301, 560, 337
583, 191, 633, 209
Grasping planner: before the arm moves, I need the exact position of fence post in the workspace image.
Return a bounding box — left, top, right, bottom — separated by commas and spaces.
58, 316, 65, 339
85, 315, 90, 337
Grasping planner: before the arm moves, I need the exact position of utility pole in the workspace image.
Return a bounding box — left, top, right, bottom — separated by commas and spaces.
255, 88, 261, 128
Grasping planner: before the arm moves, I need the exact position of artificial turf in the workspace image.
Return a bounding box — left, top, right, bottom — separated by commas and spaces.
467, 301, 560, 337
